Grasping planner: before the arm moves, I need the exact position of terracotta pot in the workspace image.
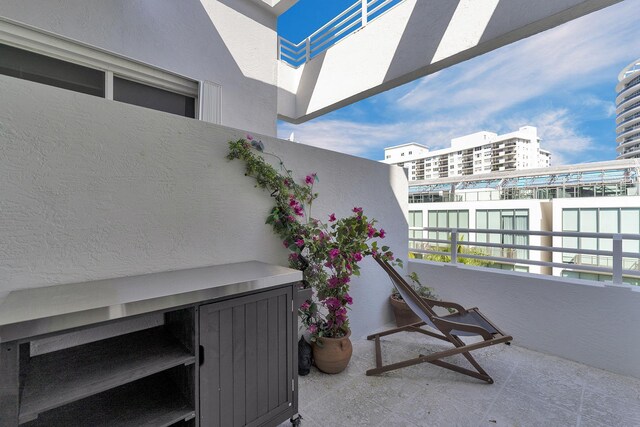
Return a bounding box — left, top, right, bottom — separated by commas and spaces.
389, 295, 421, 327
312, 330, 352, 374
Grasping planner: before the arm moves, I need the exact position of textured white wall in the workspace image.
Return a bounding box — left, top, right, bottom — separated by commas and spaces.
409, 260, 640, 378
278, 0, 622, 122
0, 75, 408, 338
0, 0, 279, 136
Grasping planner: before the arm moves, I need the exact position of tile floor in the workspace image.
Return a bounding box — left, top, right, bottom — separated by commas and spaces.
288, 329, 640, 427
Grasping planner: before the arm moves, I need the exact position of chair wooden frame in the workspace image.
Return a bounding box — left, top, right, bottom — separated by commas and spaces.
366, 256, 513, 383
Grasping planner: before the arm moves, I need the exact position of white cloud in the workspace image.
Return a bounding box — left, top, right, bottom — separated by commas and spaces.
279, 0, 640, 162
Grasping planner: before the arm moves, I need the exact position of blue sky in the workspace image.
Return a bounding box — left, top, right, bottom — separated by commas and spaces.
277, 0, 640, 165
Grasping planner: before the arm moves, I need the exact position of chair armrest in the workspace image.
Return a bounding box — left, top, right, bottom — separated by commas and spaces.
432, 317, 494, 340
422, 298, 465, 313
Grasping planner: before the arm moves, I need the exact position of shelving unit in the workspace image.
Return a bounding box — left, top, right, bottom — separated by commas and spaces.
15, 307, 196, 426
23, 369, 195, 427
20, 326, 195, 423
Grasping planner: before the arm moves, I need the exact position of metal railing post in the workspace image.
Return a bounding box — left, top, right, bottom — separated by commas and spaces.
305, 37, 311, 62
451, 229, 458, 264
277, 36, 282, 61
612, 234, 623, 285
361, 0, 368, 26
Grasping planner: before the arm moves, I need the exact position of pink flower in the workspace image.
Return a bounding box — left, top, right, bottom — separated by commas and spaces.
379, 228, 386, 238
367, 224, 376, 238
287, 215, 295, 222
329, 248, 340, 260
283, 240, 289, 248
300, 301, 310, 311
289, 198, 298, 207
295, 239, 304, 248
343, 293, 353, 305
294, 205, 304, 216
305, 175, 315, 185
328, 213, 336, 222
246, 134, 254, 141
327, 276, 340, 288
308, 324, 317, 334
353, 252, 363, 262
283, 178, 290, 187
324, 261, 333, 268
325, 297, 341, 310
288, 253, 299, 260
352, 207, 363, 214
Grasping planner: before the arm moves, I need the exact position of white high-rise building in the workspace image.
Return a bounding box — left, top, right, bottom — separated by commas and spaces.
383, 126, 551, 181
616, 58, 640, 159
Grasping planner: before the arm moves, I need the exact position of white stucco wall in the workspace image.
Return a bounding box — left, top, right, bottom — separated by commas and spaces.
409, 260, 640, 378
0, 75, 408, 339
278, 0, 622, 122
0, 0, 280, 136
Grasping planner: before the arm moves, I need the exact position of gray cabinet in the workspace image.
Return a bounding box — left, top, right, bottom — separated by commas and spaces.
199, 287, 295, 427
0, 262, 301, 427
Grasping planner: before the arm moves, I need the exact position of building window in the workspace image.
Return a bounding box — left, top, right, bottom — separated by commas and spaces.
409, 210, 423, 250
386, 155, 391, 159
114, 77, 195, 118
408, 151, 412, 155
401, 153, 405, 156
0, 18, 215, 121
0, 43, 105, 97
562, 208, 640, 268
476, 209, 529, 259
427, 210, 469, 243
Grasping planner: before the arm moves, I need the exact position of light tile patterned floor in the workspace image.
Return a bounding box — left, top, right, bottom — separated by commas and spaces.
288, 329, 640, 427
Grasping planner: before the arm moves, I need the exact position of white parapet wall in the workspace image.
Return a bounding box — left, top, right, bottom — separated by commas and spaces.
409, 260, 640, 379
0, 75, 408, 339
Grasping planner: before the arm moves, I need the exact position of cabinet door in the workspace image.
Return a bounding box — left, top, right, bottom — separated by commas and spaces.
199, 286, 294, 427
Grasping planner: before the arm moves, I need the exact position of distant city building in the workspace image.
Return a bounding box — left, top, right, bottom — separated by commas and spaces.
407, 158, 640, 282
616, 58, 640, 159
383, 126, 550, 181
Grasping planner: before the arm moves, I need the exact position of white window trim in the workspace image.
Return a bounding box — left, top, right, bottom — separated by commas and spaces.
0, 17, 221, 123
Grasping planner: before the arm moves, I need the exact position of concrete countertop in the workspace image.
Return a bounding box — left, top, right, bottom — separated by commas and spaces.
0, 261, 302, 342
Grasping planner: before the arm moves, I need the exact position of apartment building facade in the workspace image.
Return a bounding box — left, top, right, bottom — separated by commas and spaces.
616, 57, 640, 159
407, 159, 640, 282
384, 126, 551, 181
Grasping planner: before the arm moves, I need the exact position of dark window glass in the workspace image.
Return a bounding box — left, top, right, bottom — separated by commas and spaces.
0, 43, 105, 97
113, 77, 195, 118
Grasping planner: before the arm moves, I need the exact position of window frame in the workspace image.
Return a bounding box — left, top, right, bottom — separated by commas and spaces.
0, 17, 221, 122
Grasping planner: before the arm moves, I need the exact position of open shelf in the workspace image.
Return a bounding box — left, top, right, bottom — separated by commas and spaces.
22, 370, 195, 427
19, 326, 194, 423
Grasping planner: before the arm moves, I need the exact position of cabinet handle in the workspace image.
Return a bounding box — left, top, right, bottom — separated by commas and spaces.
199, 345, 204, 366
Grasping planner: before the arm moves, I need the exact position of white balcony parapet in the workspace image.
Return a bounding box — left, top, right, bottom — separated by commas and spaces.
410, 227, 640, 286
278, 0, 404, 67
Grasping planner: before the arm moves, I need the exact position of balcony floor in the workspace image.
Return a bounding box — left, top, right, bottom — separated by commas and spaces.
293, 328, 640, 426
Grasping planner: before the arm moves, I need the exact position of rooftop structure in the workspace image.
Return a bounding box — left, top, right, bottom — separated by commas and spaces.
384, 126, 550, 181
408, 158, 639, 203
616, 58, 640, 159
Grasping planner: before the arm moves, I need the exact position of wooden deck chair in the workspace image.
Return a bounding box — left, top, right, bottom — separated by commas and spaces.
367, 256, 512, 383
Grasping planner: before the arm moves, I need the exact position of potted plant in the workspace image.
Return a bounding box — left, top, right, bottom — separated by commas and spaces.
227, 137, 401, 374
389, 272, 438, 327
